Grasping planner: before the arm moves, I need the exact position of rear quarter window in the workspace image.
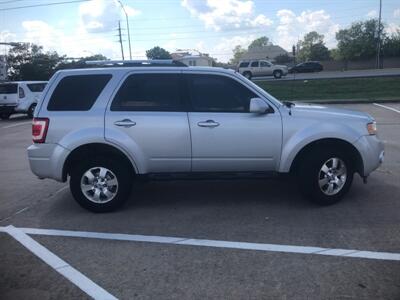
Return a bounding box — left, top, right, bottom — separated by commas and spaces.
27, 83, 47, 92
47, 74, 111, 111
239, 62, 249, 68
0, 84, 18, 94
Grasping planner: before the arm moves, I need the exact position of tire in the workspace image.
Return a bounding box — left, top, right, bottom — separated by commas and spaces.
297, 147, 354, 205
28, 103, 37, 118
273, 70, 283, 79
0, 113, 11, 120
243, 71, 252, 80
70, 156, 133, 212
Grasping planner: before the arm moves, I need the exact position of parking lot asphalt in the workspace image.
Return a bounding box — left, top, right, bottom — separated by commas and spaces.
1, 104, 400, 299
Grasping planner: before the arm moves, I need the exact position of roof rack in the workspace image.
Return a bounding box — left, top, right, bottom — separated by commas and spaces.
85, 59, 187, 67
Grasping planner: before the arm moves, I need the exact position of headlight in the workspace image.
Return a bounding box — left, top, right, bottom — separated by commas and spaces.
367, 121, 377, 135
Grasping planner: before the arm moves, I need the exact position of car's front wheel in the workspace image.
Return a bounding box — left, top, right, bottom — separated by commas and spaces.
243, 71, 252, 80
70, 156, 133, 212
297, 148, 354, 205
273, 70, 283, 79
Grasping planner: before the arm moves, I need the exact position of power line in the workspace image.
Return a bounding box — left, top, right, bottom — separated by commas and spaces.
0, 0, 91, 11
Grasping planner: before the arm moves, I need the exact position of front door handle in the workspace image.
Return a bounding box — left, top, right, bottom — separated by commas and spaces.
197, 120, 220, 128
114, 119, 136, 128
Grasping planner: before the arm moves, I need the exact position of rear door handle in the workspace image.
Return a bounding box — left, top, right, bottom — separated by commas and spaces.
114, 119, 136, 128
197, 120, 220, 128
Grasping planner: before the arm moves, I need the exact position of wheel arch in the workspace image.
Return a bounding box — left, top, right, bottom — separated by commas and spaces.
62, 143, 138, 181
289, 138, 364, 176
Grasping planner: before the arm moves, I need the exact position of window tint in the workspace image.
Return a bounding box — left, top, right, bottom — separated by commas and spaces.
111, 74, 183, 111
250, 61, 259, 67
239, 62, 249, 68
0, 84, 17, 94
27, 83, 46, 92
260, 61, 271, 67
48, 75, 111, 111
187, 74, 257, 113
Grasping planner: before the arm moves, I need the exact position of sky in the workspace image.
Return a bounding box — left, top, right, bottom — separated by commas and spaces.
0, 0, 399, 62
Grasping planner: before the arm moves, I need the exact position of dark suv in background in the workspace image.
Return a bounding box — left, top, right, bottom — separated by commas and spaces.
289, 61, 323, 73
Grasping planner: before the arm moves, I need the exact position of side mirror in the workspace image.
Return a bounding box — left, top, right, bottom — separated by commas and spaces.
249, 98, 271, 114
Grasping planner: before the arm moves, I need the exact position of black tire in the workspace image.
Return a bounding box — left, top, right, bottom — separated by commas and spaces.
243, 71, 252, 80
28, 103, 37, 118
0, 113, 11, 120
273, 70, 283, 79
70, 156, 133, 212
297, 147, 354, 205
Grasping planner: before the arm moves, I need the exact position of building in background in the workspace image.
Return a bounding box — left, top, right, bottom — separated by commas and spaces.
240, 45, 290, 63
0, 56, 7, 81
171, 49, 214, 67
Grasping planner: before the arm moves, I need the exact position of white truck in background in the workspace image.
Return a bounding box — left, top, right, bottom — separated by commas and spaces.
0, 81, 47, 119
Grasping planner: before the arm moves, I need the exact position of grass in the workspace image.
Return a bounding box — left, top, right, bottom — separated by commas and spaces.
255, 76, 400, 102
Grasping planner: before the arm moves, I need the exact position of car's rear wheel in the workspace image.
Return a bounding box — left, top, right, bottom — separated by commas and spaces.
243, 71, 252, 80
70, 156, 133, 212
273, 70, 283, 79
28, 103, 37, 118
297, 148, 354, 205
0, 113, 11, 120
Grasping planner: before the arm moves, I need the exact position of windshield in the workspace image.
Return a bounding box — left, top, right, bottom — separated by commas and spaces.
0, 84, 18, 94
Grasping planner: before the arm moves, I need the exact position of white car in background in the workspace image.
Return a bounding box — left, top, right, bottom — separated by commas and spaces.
0, 81, 47, 119
238, 60, 288, 79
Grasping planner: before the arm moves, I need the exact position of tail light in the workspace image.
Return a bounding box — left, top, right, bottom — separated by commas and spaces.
19, 87, 25, 98
32, 118, 49, 143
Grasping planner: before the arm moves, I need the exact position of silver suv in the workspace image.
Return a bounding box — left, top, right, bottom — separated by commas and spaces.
28, 60, 384, 212
238, 60, 288, 79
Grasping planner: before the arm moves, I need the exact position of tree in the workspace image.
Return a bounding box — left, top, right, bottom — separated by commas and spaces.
56, 54, 108, 71
298, 31, 330, 61
229, 45, 247, 65
383, 30, 400, 57
146, 46, 172, 59
336, 19, 385, 61
248, 36, 272, 50
7, 43, 62, 80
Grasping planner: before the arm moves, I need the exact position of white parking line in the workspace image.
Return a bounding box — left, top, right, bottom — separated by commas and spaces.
1, 226, 399, 262
2, 225, 118, 300
373, 103, 400, 114
1, 121, 31, 129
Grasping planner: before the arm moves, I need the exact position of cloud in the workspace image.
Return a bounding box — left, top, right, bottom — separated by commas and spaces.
0, 30, 16, 43
275, 9, 339, 50
366, 10, 377, 18
386, 23, 400, 35
79, 0, 140, 33
181, 0, 272, 31
21, 20, 121, 59
212, 34, 258, 62
394, 9, 400, 18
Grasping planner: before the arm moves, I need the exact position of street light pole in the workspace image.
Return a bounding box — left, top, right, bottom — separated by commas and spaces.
376, 0, 382, 69
117, 0, 132, 60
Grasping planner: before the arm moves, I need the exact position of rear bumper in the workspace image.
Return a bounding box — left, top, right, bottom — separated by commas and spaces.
353, 135, 384, 176
0, 104, 17, 113
27, 143, 70, 182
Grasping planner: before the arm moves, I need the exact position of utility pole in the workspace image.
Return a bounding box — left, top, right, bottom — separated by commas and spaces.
117, 0, 132, 60
376, 0, 382, 69
118, 21, 125, 60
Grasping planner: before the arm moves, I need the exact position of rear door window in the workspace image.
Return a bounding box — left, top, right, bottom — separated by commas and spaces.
250, 61, 259, 67
111, 73, 183, 111
27, 83, 47, 92
47, 74, 111, 111
0, 84, 18, 94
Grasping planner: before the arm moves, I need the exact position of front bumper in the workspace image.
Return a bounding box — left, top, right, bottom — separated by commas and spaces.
27, 143, 70, 182
353, 135, 384, 176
